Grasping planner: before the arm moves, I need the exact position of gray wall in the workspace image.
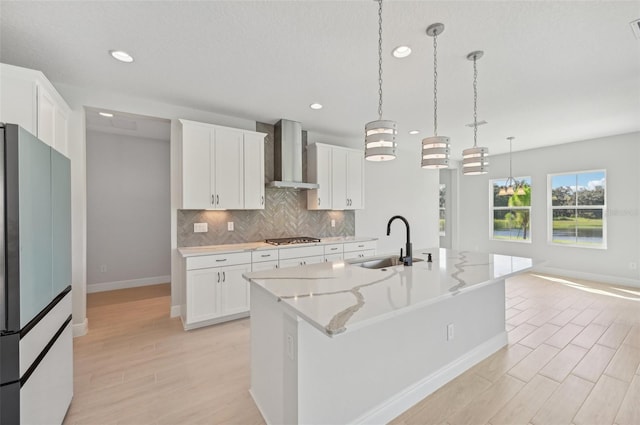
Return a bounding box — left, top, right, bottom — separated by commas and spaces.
456, 131, 640, 286
86, 130, 171, 287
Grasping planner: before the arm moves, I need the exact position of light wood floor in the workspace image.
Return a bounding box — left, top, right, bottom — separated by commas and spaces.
63, 275, 640, 425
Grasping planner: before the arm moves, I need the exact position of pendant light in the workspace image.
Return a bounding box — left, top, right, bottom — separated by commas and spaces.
462, 51, 489, 175
365, 0, 397, 162
498, 137, 526, 196
421, 23, 450, 169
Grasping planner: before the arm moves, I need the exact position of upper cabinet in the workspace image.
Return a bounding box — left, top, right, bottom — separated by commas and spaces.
307, 143, 364, 210
179, 119, 266, 210
0, 63, 70, 156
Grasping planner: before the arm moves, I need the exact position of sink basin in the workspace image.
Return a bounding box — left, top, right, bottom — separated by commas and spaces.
355, 255, 424, 269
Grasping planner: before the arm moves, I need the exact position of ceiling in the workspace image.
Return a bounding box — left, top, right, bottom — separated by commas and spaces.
85, 107, 171, 141
1, 1, 639, 158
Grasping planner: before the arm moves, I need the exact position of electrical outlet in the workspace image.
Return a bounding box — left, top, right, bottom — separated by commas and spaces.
227, 222, 234, 231
331, 219, 336, 228
447, 323, 455, 341
193, 223, 208, 233
630, 262, 638, 270
100, 265, 107, 273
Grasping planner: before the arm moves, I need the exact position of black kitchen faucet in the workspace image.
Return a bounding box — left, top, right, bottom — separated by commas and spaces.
386, 215, 412, 266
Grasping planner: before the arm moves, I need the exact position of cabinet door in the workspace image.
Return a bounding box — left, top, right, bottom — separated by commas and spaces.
243, 132, 265, 209
186, 268, 221, 323
36, 85, 56, 147
214, 127, 244, 209
344, 249, 376, 260
54, 107, 68, 155
307, 144, 332, 210
182, 122, 213, 209
324, 253, 343, 262
331, 149, 348, 210
346, 149, 364, 209
220, 264, 251, 315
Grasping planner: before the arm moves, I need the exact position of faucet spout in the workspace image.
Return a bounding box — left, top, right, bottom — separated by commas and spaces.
386, 215, 412, 266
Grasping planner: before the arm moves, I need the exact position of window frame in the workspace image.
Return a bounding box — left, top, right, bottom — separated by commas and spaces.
547, 169, 607, 249
489, 176, 532, 243
439, 183, 446, 237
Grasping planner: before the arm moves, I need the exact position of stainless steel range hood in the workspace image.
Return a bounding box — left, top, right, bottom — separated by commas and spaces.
267, 119, 319, 190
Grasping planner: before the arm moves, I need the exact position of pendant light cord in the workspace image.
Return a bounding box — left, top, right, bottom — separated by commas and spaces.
473, 55, 478, 148
433, 31, 438, 136
377, 0, 383, 120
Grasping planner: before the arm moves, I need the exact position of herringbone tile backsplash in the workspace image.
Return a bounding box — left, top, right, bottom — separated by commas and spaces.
177, 189, 355, 247
177, 121, 355, 247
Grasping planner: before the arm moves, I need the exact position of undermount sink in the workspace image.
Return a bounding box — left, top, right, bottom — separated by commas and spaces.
355, 255, 424, 269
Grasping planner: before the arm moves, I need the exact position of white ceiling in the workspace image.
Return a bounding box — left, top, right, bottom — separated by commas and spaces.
1, 1, 639, 157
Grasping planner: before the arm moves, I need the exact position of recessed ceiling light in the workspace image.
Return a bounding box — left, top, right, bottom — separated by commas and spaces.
98, 112, 114, 118
309, 103, 323, 110
408, 130, 420, 135
392, 46, 412, 58
109, 50, 134, 63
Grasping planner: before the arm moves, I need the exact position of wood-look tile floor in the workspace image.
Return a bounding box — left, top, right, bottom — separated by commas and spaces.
64, 275, 640, 425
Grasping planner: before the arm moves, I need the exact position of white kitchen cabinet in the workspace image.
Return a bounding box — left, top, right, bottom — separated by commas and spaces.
0, 63, 70, 155
332, 148, 364, 210
179, 119, 265, 210
252, 249, 278, 271
183, 251, 251, 330
279, 255, 325, 268
244, 131, 266, 209
252, 260, 279, 271
306, 143, 332, 210
343, 240, 376, 260
307, 143, 364, 210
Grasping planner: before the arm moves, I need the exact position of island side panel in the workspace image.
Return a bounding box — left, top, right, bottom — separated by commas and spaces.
296, 279, 507, 425
249, 284, 288, 425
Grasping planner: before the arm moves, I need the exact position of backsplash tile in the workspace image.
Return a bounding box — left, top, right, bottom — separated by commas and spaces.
178, 189, 354, 247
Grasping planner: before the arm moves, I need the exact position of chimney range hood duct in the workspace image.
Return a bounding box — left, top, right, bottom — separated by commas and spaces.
267, 119, 319, 190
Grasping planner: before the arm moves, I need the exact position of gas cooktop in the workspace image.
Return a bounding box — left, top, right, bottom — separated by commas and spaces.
265, 237, 321, 246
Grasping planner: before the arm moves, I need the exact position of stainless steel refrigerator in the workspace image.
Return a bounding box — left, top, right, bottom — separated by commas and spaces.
0, 123, 73, 424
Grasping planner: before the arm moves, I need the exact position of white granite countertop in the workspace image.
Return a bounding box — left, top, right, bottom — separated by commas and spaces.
178, 236, 378, 257
244, 248, 534, 337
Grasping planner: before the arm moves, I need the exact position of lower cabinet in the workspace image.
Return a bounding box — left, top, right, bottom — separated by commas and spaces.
183, 252, 251, 330
279, 255, 325, 268
343, 240, 377, 260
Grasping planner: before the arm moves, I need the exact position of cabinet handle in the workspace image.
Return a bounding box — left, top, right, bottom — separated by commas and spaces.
261, 195, 264, 205
216, 194, 219, 205
216, 259, 227, 262
358, 244, 365, 248
217, 272, 220, 283
222, 271, 226, 282
275, 264, 279, 269
330, 247, 338, 251
212, 194, 215, 205
261, 254, 271, 258
318, 197, 321, 206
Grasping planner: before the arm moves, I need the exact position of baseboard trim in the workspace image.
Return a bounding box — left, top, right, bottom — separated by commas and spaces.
353, 331, 508, 425
532, 266, 640, 289
87, 275, 171, 293
72, 318, 88, 337
170, 305, 181, 318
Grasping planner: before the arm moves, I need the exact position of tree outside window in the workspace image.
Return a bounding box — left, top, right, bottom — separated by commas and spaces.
549, 170, 606, 248
490, 177, 532, 242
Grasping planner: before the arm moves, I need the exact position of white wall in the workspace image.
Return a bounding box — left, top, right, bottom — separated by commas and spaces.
86, 130, 170, 291
457, 132, 640, 287
306, 132, 441, 254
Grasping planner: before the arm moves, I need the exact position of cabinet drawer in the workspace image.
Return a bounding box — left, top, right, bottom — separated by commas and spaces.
344, 240, 376, 253
278, 245, 324, 260
324, 253, 343, 262
323, 244, 344, 255
186, 252, 251, 270
343, 249, 376, 260
252, 249, 279, 263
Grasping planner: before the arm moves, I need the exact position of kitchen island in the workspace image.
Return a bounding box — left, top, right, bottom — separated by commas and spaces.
244, 248, 533, 425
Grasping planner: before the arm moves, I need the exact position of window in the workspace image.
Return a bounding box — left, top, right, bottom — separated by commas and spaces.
490, 177, 532, 242
439, 184, 446, 236
549, 170, 606, 248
